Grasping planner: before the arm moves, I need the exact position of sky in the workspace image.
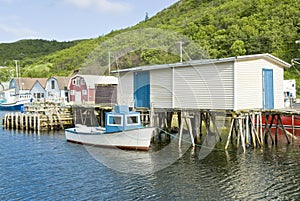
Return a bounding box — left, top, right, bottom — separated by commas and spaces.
0, 0, 178, 43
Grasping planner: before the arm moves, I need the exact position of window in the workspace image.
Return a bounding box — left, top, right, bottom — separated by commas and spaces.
107, 115, 123, 126
51, 80, 55, 89
126, 115, 140, 126
82, 90, 87, 95
70, 90, 75, 95
72, 79, 76, 86
81, 79, 85, 85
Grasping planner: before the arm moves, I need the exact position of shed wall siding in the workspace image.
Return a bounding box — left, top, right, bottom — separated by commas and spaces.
95, 85, 117, 105
174, 63, 234, 110
150, 68, 172, 108
235, 59, 284, 110
118, 72, 134, 106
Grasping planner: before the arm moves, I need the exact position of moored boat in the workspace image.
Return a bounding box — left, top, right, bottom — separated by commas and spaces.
65, 105, 155, 151
0, 89, 33, 111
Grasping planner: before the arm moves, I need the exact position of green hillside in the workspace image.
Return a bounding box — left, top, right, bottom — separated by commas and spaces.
0, 39, 81, 81
1, 0, 300, 84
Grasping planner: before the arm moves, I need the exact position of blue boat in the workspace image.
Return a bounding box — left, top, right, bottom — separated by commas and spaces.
0, 101, 25, 111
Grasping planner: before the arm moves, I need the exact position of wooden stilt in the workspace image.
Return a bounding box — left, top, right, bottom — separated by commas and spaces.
245, 114, 249, 146
275, 116, 279, 145
238, 118, 246, 153
259, 112, 263, 146
185, 114, 195, 147
211, 112, 222, 141
15, 113, 19, 130
277, 115, 291, 144
225, 118, 235, 150
178, 112, 195, 147
194, 112, 201, 143
178, 112, 184, 146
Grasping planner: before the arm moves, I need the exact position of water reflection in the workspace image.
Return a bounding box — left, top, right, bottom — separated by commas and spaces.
84, 134, 192, 175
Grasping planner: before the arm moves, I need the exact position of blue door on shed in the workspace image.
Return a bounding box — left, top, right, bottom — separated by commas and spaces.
134, 71, 150, 108
262, 69, 274, 109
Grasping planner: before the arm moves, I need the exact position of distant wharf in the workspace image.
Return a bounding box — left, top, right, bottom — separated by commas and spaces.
2, 101, 73, 131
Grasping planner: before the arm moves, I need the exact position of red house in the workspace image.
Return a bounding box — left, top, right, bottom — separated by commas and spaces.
68, 75, 118, 104
69, 75, 88, 103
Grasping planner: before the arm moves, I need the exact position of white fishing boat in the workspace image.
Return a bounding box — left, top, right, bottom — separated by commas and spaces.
65, 105, 155, 151
0, 89, 33, 111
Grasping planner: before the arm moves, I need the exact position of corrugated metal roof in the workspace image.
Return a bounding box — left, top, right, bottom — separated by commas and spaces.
74, 75, 118, 87
112, 53, 291, 73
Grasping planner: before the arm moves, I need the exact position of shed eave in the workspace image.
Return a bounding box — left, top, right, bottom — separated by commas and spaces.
112, 58, 236, 73
236, 53, 291, 68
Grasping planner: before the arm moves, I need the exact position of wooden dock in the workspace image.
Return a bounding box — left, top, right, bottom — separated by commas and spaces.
2, 100, 299, 153
2, 101, 74, 131
225, 109, 300, 152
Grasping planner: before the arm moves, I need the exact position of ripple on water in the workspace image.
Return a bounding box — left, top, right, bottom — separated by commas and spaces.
1, 123, 300, 200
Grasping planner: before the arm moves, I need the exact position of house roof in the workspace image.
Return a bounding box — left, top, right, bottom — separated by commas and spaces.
73, 75, 118, 88
113, 53, 291, 73
54, 76, 71, 90
13, 78, 47, 90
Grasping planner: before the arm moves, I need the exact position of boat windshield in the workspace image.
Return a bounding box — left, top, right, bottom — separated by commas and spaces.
126, 114, 140, 126
107, 115, 123, 126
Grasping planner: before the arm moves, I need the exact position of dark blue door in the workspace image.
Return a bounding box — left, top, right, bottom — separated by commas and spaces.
262, 69, 274, 109
134, 71, 150, 108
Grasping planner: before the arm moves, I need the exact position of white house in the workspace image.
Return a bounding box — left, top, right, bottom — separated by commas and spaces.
9, 77, 68, 101
31, 80, 47, 99
283, 80, 296, 99
114, 53, 291, 111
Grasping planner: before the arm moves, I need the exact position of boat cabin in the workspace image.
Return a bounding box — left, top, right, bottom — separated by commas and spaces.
105, 105, 142, 133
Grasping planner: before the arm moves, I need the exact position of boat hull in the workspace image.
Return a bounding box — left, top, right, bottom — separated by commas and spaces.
65, 127, 155, 151
0, 102, 24, 111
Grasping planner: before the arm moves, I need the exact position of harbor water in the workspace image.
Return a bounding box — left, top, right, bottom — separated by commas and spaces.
1, 111, 300, 200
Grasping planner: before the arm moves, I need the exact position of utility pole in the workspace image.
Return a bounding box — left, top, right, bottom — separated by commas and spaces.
178, 41, 183, 63
14, 60, 19, 91
108, 52, 111, 76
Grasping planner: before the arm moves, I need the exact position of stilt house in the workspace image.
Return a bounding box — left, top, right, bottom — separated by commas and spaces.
114, 54, 290, 111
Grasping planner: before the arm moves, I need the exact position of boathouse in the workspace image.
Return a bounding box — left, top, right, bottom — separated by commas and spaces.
115, 53, 290, 111
69, 75, 118, 104
95, 76, 118, 106
9, 77, 67, 100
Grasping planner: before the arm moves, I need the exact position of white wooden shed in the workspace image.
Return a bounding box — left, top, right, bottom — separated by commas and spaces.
115, 53, 290, 111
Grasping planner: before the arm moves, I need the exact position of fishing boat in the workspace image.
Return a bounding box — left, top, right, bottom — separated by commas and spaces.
65, 105, 155, 151
0, 89, 33, 111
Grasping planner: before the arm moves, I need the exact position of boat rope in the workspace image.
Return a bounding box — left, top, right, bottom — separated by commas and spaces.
155, 127, 300, 158
155, 127, 226, 152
